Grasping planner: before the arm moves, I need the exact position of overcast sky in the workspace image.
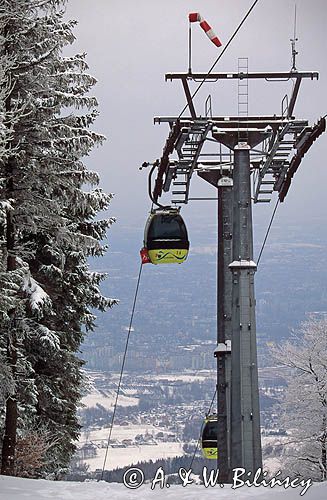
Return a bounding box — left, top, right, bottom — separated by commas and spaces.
64, 0, 327, 242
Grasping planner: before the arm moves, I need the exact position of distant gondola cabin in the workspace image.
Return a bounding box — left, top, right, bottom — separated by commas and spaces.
202, 415, 218, 460
143, 209, 189, 265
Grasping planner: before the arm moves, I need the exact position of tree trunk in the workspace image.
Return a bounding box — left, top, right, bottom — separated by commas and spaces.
321, 420, 327, 481
1, 17, 19, 469
1, 208, 18, 476
1, 388, 18, 475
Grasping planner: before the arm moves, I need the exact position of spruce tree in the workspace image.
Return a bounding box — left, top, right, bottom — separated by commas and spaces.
0, 0, 115, 475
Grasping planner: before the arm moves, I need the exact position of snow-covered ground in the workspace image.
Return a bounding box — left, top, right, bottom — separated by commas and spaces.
0, 475, 326, 500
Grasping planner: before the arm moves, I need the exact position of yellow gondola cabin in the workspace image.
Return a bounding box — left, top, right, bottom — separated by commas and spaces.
142, 208, 189, 265
202, 414, 218, 460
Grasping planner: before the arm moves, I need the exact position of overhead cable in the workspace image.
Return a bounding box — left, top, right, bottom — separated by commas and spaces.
257, 198, 280, 265
100, 263, 143, 480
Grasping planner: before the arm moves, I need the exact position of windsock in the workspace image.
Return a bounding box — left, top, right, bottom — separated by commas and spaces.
189, 12, 222, 48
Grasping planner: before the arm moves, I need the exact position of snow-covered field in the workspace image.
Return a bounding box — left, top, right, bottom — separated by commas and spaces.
79, 422, 286, 472
82, 423, 171, 442
142, 371, 215, 383
0, 475, 326, 500
81, 388, 138, 410
79, 424, 184, 470
84, 442, 183, 470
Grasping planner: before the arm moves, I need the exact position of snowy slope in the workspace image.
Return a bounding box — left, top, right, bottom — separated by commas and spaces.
0, 476, 326, 500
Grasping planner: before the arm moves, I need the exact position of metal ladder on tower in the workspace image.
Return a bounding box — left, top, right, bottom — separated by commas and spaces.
238, 57, 249, 143
255, 119, 309, 202
256, 137, 291, 203
172, 120, 211, 204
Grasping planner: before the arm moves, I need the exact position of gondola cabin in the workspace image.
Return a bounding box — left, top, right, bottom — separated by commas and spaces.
202, 414, 218, 460
143, 208, 189, 265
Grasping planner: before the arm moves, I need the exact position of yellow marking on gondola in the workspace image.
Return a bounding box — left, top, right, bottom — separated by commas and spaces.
148, 248, 188, 264
202, 447, 218, 460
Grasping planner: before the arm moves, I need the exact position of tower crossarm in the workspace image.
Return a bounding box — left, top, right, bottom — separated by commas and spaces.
152, 118, 212, 204
254, 117, 326, 203
152, 116, 292, 205
278, 116, 326, 201
165, 71, 319, 81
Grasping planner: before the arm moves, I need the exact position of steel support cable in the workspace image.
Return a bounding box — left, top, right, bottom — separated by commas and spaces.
178, 0, 261, 118
188, 388, 217, 470
257, 198, 280, 265
100, 263, 143, 481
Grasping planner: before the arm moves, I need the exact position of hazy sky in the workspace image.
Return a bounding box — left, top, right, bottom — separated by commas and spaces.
64, 0, 327, 241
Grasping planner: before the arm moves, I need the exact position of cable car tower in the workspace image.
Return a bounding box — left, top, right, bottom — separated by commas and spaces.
142, 12, 325, 482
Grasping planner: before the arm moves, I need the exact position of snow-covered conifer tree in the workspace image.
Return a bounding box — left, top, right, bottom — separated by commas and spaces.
271, 318, 327, 481
0, 0, 116, 475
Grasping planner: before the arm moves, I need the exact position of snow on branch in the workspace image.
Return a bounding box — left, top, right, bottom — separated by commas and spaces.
270, 317, 327, 481
0, 200, 14, 212
22, 272, 51, 317
13, 44, 60, 71
34, 324, 60, 350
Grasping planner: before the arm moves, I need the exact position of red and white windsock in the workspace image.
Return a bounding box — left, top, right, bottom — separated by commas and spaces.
189, 12, 222, 48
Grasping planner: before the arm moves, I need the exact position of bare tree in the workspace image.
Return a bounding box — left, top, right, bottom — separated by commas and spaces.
14, 430, 60, 478
271, 317, 327, 481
